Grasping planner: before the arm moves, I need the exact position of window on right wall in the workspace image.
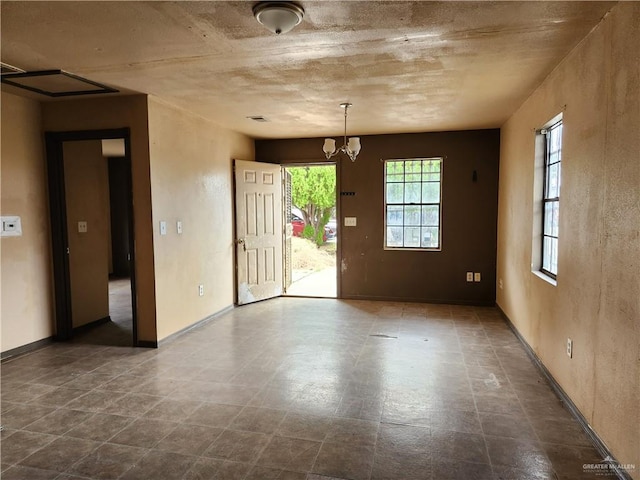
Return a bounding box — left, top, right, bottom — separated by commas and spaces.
540, 119, 563, 278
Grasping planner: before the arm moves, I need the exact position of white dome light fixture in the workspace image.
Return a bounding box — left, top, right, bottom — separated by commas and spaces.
253, 2, 305, 35
323, 103, 361, 162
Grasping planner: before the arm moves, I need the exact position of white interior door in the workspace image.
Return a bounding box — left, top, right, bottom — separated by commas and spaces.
235, 160, 283, 305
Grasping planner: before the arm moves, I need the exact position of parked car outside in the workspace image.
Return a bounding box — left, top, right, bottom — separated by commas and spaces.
290, 212, 329, 242
324, 219, 337, 240
291, 214, 305, 237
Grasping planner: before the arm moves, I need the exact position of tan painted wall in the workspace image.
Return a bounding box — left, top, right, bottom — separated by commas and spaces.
0, 93, 54, 352
42, 95, 157, 343
497, 3, 639, 472
146, 96, 254, 341
63, 141, 110, 328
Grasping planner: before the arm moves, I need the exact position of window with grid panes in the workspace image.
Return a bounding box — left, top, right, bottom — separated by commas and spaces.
384, 158, 442, 250
541, 121, 562, 277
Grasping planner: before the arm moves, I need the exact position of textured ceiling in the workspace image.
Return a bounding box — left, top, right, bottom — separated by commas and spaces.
1, 1, 615, 138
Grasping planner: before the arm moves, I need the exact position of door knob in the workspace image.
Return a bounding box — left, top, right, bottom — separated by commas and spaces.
237, 238, 246, 251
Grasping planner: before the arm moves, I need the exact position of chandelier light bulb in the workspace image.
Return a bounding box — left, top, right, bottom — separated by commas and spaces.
347, 137, 361, 157
323, 138, 337, 156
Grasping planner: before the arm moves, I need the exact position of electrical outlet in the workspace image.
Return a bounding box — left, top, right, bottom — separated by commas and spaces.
466, 272, 473, 282
566, 338, 573, 358
198, 284, 204, 297
474, 272, 481, 282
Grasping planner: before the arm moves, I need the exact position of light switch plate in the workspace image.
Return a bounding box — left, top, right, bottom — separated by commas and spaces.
177, 221, 183, 234
78, 221, 88, 233
160, 221, 167, 235
344, 217, 357, 227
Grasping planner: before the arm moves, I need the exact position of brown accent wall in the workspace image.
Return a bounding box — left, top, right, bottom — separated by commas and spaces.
257, 129, 500, 305
0, 93, 54, 352
63, 140, 110, 328
497, 3, 639, 473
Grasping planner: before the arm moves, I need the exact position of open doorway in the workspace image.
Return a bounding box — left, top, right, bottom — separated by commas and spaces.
102, 148, 134, 345
45, 129, 137, 346
284, 164, 337, 298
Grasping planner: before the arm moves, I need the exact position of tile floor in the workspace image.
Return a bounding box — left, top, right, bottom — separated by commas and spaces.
74, 277, 135, 347
1, 298, 603, 479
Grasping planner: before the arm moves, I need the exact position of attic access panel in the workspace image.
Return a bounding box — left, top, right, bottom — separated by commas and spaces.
0, 69, 117, 97
0, 62, 24, 74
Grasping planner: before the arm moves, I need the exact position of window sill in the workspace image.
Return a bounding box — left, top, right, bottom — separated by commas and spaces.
384, 247, 442, 252
532, 270, 557, 287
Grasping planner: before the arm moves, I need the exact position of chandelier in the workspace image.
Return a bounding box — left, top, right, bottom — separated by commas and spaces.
323, 103, 361, 162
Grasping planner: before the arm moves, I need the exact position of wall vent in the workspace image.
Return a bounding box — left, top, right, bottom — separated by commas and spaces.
247, 115, 269, 122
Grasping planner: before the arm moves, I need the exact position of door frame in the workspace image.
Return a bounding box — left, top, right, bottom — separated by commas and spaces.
281, 161, 340, 298
45, 128, 138, 344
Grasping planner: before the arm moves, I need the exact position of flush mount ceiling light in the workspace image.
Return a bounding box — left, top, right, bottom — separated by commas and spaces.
253, 2, 304, 35
323, 103, 361, 162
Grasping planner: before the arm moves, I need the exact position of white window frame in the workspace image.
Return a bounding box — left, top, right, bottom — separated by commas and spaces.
541, 120, 562, 278
532, 114, 563, 282
383, 157, 443, 251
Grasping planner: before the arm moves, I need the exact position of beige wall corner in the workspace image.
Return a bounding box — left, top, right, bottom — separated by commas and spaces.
497, 3, 639, 473
147, 96, 254, 341
63, 140, 110, 328
1, 92, 54, 352
42, 95, 157, 343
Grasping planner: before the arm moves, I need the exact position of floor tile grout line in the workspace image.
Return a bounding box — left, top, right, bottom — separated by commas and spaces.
1, 426, 60, 469
364, 417, 382, 480
470, 309, 506, 479
459, 310, 495, 478
58, 400, 184, 478
484, 317, 559, 478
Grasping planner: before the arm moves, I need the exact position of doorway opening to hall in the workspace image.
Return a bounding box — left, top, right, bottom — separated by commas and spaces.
46, 131, 138, 347
284, 164, 337, 298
